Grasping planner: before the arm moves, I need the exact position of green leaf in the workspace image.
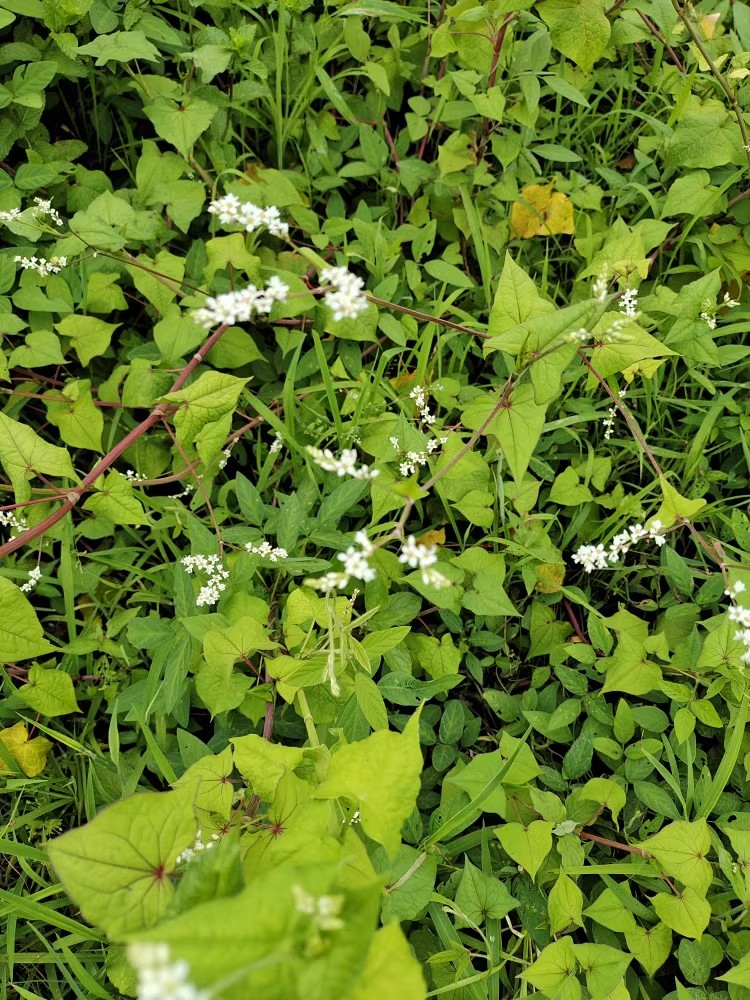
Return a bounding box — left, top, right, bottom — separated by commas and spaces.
549, 466, 593, 506
162, 372, 248, 454
521, 936, 580, 1000
203, 617, 275, 672
677, 937, 710, 986
496, 821, 553, 881
44, 379, 103, 452
489, 253, 553, 337
548, 873, 583, 934
571, 943, 631, 997
720, 951, 750, 987
18, 665, 79, 716
0, 578, 55, 661
651, 887, 711, 939
587, 319, 676, 380
82, 472, 148, 526
578, 777, 626, 824
195, 661, 251, 718
624, 922, 672, 977
8, 331, 65, 368
143, 96, 219, 159
665, 98, 744, 169
455, 858, 518, 925
354, 672, 388, 730
462, 384, 546, 485
539, 0, 610, 73
652, 476, 706, 530
315, 711, 423, 856
55, 315, 119, 366
231, 734, 306, 800
375, 845, 437, 923
47, 788, 197, 936
173, 747, 234, 820
584, 887, 638, 934
639, 820, 712, 894
77, 30, 160, 65
351, 923, 427, 1000
0, 411, 75, 494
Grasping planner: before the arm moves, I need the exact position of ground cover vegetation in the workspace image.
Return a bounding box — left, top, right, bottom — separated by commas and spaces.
2, 0, 750, 997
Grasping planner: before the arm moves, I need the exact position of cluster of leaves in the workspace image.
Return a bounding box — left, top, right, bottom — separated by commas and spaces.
2, 0, 750, 998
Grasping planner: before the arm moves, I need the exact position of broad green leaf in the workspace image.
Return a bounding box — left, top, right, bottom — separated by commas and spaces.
639, 820, 712, 894
652, 477, 706, 529
651, 887, 711, 939
231, 734, 306, 800
143, 96, 218, 159
82, 472, 148, 525
521, 936, 580, 999
44, 379, 103, 452
18, 665, 79, 716
127, 250, 184, 316
203, 617, 276, 672
351, 923, 426, 1000
173, 747, 235, 820
315, 711, 423, 856
203, 233, 261, 284
55, 315, 120, 365
549, 466, 593, 506
0, 722, 52, 776
47, 788, 197, 936
578, 778, 626, 824
496, 821, 553, 881
665, 98, 744, 169
195, 661, 251, 717
572, 943, 631, 997
624, 922, 672, 977
0, 577, 55, 661
77, 30, 160, 64
488, 252, 553, 337
8, 331, 65, 368
583, 887, 638, 933
462, 384, 546, 485
720, 950, 750, 986
0, 411, 75, 495
354, 672, 388, 730
587, 319, 676, 380
455, 858, 518, 925
539, 0, 610, 73
162, 372, 248, 452
375, 845, 437, 924
548, 873, 583, 934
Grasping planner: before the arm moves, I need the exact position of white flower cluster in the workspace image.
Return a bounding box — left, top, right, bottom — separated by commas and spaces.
619, 287, 638, 317
700, 310, 717, 331
292, 885, 345, 932
726, 582, 750, 665
320, 266, 368, 321
126, 469, 148, 483
0, 208, 20, 223
409, 385, 436, 426
128, 943, 208, 1000
171, 482, 195, 500
308, 531, 377, 592
175, 830, 220, 865
602, 388, 627, 441
191, 276, 289, 329
269, 432, 283, 454
14, 254, 67, 275
208, 193, 289, 238
33, 197, 64, 227
572, 520, 667, 573
390, 435, 448, 478
307, 446, 379, 480
245, 539, 288, 561
0, 510, 27, 536
701, 292, 740, 331
399, 535, 451, 588
20, 565, 42, 594
181, 553, 229, 607
593, 273, 609, 303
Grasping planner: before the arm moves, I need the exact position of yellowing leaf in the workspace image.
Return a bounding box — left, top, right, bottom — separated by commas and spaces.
653, 477, 707, 529
418, 528, 446, 547
0, 722, 52, 776
511, 184, 574, 239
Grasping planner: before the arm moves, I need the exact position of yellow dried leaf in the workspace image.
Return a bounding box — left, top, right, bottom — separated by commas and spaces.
699, 13, 721, 39
419, 528, 446, 547
511, 184, 574, 239
0, 722, 52, 777
535, 562, 566, 593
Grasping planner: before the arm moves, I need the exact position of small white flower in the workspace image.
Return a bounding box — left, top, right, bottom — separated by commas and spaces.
292, 885, 345, 932
192, 278, 289, 329
128, 942, 208, 1000
619, 287, 638, 317
320, 266, 368, 321
593, 273, 609, 303
0, 207, 21, 223
269, 432, 283, 454
181, 554, 229, 607
700, 310, 717, 331
33, 197, 64, 226
14, 254, 67, 275
176, 830, 220, 865
399, 535, 439, 572
307, 445, 378, 480
245, 539, 288, 561
0, 510, 27, 537
20, 565, 42, 593
208, 194, 289, 238
571, 544, 610, 573
307, 570, 350, 592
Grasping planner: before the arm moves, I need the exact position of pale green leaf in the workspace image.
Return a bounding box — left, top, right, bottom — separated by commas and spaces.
18, 665, 79, 717
0, 577, 55, 662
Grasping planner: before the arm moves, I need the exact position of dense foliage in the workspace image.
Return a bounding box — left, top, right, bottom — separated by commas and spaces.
2, 0, 750, 997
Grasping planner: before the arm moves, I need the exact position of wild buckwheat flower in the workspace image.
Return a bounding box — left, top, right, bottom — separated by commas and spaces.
319, 266, 368, 321
208, 193, 289, 237
398, 534, 450, 587
700, 310, 717, 331
126, 469, 147, 483
33, 197, 64, 226
307, 446, 378, 480
245, 539, 288, 561
128, 942, 208, 1000
181, 554, 229, 607
0, 207, 21, 223
269, 432, 283, 454
14, 254, 67, 275
20, 565, 42, 594
191, 277, 289, 329
0, 510, 27, 536
399, 450, 430, 477
593, 273, 609, 303
572, 520, 667, 573
728, 600, 750, 665
292, 886, 345, 932
175, 830, 220, 865
409, 384, 437, 425
337, 530, 376, 583
307, 570, 350, 592
619, 287, 638, 317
